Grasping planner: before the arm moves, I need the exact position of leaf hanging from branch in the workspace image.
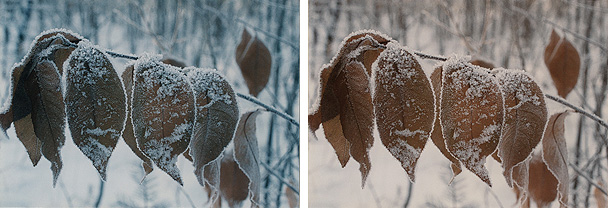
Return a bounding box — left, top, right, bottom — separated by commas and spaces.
64, 41, 126, 181
308, 30, 392, 187
440, 57, 503, 187
528, 150, 559, 207
372, 43, 434, 182
121, 64, 154, 177
233, 110, 262, 207
220, 151, 250, 207
185, 67, 239, 188
235, 29, 272, 97
6, 29, 81, 177
493, 68, 547, 187
544, 29, 580, 98
131, 56, 195, 185
470, 59, 495, 69
541, 110, 570, 207
429, 66, 462, 179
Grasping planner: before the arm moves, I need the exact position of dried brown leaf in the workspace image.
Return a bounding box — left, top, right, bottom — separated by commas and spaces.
26, 59, 66, 187
235, 29, 271, 97
528, 150, 559, 207
440, 57, 503, 187
373, 43, 434, 182
430, 66, 462, 178
121, 64, 154, 177
593, 181, 608, 208
308, 30, 392, 186
234, 110, 262, 207
65, 43, 126, 180
186, 68, 239, 187
541, 110, 570, 207
132, 58, 195, 185
161, 58, 187, 68
544, 29, 580, 98
220, 151, 250, 207
470, 59, 495, 69
494, 69, 547, 187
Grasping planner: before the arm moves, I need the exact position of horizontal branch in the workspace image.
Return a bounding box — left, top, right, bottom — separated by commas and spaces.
544, 94, 608, 129
58, 40, 299, 127
236, 92, 299, 127
260, 162, 299, 195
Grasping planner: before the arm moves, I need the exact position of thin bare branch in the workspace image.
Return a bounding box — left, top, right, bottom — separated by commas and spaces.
260, 162, 299, 195
570, 163, 608, 196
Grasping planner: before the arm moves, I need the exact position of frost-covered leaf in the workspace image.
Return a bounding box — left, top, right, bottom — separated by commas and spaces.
308, 30, 392, 186
541, 110, 570, 207
512, 160, 531, 207
440, 56, 503, 187
161, 57, 187, 68
528, 150, 559, 208
25, 59, 66, 187
470, 59, 494, 69
220, 151, 250, 207
8, 64, 42, 166
6, 29, 80, 171
131, 56, 195, 185
544, 29, 580, 98
185, 68, 239, 188
235, 29, 271, 97
121, 64, 154, 177
203, 158, 221, 205
429, 66, 462, 179
65, 41, 126, 181
493, 68, 547, 187
372, 43, 433, 182
233, 110, 262, 207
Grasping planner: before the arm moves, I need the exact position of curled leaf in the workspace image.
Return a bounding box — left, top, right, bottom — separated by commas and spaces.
544, 29, 580, 98
372, 43, 434, 182
430, 66, 462, 179
132, 56, 195, 185
8, 29, 80, 172
121, 64, 154, 177
308, 30, 392, 186
235, 29, 271, 97
185, 68, 239, 187
440, 57, 503, 186
65, 41, 126, 180
493, 68, 547, 187
541, 110, 570, 207
233, 110, 262, 207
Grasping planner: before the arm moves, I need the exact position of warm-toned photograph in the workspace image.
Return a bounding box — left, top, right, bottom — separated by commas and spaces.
309, 0, 607, 207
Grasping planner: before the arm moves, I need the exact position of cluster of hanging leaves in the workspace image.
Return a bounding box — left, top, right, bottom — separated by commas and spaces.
309, 29, 580, 207
0, 28, 277, 207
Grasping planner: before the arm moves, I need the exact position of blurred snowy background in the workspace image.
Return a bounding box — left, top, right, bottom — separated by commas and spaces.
0, 0, 299, 207
309, 0, 607, 207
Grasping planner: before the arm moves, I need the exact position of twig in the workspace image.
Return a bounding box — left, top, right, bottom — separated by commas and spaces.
367, 181, 383, 208
260, 162, 299, 195
403, 181, 413, 208
94, 179, 105, 208
413, 51, 447, 61
189, 0, 298, 50
237, 92, 299, 127
178, 186, 196, 208
510, 6, 607, 52
544, 94, 608, 130
570, 163, 608, 196
486, 187, 505, 208
58, 179, 74, 207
